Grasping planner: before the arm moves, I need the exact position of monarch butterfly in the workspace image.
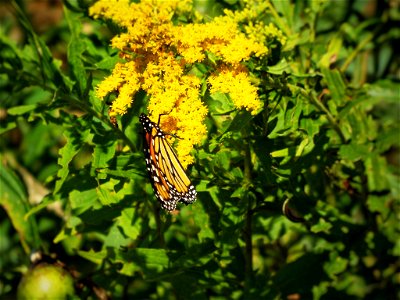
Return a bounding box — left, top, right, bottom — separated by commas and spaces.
139, 113, 197, 211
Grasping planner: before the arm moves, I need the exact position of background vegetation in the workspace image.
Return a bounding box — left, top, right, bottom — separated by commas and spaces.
1, 0, 399, 299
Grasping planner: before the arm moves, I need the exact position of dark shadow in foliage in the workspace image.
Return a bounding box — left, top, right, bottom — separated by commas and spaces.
167, 239, 239, 299
218, 198, 247, 246
280, 129, 332, 215
222, 110, 253, 134
252, 135, 275, 180
121, 90, 147, 127
321, 289, 359, 300
79, 196, 137, 228
58, 168, 98, 200
107, 238, 219, 286
200, 190, 221, 239
169, 238, 217, 268
273, 252, 329, 298
121, 201, 154, 249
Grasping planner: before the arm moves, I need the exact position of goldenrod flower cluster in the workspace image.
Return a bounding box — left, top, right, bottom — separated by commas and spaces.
208, 65, 262, 113
89, 0, 285, 167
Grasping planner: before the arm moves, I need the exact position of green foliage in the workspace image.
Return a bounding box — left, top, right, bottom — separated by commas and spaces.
1, 0, 399, 299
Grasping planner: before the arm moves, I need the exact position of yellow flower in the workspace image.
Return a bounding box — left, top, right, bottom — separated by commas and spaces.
171, 15, 268, 65
96, 61, 140, 115
90, 0, 278, 165
208, 65, 262, 115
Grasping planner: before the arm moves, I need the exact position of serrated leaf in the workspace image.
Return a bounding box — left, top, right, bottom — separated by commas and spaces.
271, 148, 289, 157
116, 207, 142, 240
117, 248, 171, 277
367, 80, 400, 102
65, 7, 87, 96
54, 127, 92, 193
321, 67, 346, 111
97, 179, 127, 205
22, 123, 53, 166
54, 141, 80, 193
12, 3, 73, 91
92, 136, 117, 169
132, 248, 170, 269
54, 216, 82, 243
231, 187, 245, 198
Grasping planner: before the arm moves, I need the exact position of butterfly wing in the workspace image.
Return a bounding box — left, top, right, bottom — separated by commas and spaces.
156, 135, 197, 205
140, 114, 196, 211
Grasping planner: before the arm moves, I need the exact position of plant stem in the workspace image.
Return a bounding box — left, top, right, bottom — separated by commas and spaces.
301, 89, 347, 144
65, 95, 137, 152
154, 206, 165, 247
265, 2, 292, 36
340, 33, 374, 73
243, 139, 253, 291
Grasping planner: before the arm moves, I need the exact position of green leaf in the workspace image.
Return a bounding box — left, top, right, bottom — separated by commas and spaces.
69, 188, 99, 211
54, 126, 92, 194
54, 216, 82, 243
104, 224, 131, 248
324, 253, 348, 277
367, 195, 389, 217
25, 195, 58, 219
365, 155, 390, 192
0, 163, 40, 253
99, 168, 143, 179
7, 104, 37, 116
339, 144, 372, 161
267, 59, 291, 75
92, 135, 117, 169
0, 121, 17, 135
95, 56, 120, 69
129, 248, 170, 272
319, 35, 343, 68
207, 92, 235, 115
321, 67, 346, 111
223, 110, 253, 134
12, 3, 73, 91
311, 218, 333, 233
97, 179, 131, 205
82, 248, 172, 278
116, 207, 143, 240
77, 249, 108, 265
65, 7, 87, 97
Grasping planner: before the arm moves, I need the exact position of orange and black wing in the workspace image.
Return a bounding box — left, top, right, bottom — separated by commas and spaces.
139, 113, 196, 211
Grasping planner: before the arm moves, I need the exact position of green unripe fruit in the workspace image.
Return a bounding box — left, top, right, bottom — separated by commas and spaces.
17, 263, 75, 300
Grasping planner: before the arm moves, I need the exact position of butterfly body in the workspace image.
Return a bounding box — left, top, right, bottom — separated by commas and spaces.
139, 113, 197, 211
